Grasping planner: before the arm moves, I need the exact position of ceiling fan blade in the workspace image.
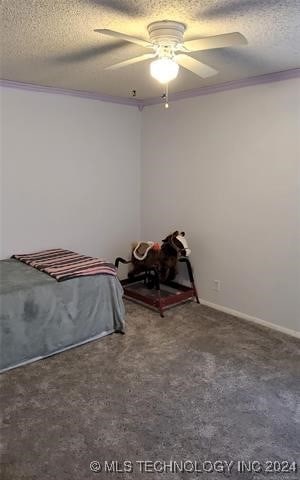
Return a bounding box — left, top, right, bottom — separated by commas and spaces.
176, 54, 218, 78
94, 29, 152, 49
181, 32, 247, 52
105, 53, 156, 70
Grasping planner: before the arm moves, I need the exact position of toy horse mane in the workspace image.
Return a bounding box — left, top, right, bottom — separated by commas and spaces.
162, 231, 191, 257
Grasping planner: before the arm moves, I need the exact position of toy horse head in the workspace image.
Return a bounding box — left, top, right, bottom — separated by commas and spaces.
162, 231, 191, 257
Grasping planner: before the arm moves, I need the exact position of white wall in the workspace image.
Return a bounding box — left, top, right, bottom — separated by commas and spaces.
0, 87, 141, 262
141, 78, 300, 332
1, 79, 299, 332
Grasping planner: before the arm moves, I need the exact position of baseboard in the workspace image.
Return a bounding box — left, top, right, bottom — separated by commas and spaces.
199, 299, 300, 339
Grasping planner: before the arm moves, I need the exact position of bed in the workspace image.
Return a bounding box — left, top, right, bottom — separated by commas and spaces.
0, 255, 125, 372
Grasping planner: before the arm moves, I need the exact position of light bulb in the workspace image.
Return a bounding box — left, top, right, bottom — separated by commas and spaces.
150, 58, 179, 84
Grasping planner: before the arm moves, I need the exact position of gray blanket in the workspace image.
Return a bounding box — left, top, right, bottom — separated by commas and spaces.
0, 259, 125, 372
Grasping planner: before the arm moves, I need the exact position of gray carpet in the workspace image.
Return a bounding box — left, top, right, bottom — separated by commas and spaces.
1, 301, 299, 480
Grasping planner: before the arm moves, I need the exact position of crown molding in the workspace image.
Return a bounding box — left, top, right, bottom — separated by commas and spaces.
141, 68, 300, 108
1, 68, 299, 110
0, 79, 143, 109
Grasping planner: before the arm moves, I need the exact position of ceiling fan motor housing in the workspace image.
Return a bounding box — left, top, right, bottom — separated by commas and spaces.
147, 21, 186, 48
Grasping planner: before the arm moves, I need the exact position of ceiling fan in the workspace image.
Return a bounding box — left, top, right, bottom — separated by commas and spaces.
94, 20, 247, 84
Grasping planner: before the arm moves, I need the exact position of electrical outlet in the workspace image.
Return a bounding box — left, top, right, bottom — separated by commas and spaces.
213, 280, 221, 291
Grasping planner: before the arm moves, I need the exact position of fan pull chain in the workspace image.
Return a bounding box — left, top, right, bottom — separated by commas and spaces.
165, 83, 169, 109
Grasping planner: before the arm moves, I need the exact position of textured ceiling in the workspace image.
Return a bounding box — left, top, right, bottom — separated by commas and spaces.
1, 0, 300, 99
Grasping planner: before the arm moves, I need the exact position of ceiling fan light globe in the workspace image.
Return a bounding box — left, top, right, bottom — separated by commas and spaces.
150, 58, 179, 84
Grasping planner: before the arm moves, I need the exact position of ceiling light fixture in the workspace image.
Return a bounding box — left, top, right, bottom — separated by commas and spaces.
150, 57, 179, 84
96, 21, 247, 86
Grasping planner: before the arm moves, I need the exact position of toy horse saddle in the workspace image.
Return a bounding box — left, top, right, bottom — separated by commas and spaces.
133, 241, 160, 261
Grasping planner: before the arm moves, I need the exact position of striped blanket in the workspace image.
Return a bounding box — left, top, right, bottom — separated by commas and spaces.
12, 248, 117, 282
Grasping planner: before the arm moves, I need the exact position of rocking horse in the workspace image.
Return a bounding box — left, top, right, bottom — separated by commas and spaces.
115, 230, 200, 317
130, 230, 191, 283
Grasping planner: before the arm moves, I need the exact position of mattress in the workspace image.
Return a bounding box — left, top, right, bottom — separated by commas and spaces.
0, 259, 125, 372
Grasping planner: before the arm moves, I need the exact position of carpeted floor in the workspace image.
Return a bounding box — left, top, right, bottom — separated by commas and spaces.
1, 301, 299, 480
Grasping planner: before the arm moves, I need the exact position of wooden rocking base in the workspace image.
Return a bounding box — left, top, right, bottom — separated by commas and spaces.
115, 257, 200, 317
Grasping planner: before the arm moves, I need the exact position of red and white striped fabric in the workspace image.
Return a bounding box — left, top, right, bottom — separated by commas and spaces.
12, 248, 117, 282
